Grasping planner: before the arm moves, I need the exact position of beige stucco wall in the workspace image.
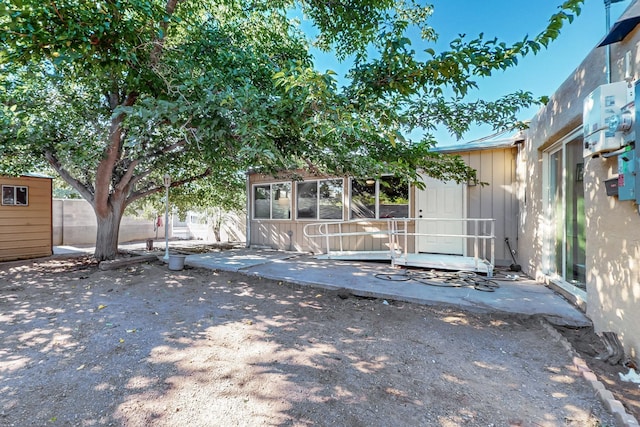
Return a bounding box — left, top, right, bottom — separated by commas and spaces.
520, 18, 640, 360
518, 38, 604, 282
181, 211, 246, 243
52, 199, 168, 246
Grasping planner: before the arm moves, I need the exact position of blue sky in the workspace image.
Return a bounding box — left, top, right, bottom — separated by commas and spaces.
305, 0, 631, 145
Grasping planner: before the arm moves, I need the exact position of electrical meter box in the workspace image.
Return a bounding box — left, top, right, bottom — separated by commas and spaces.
617, 145, 635, 201
583, 81, 634, 158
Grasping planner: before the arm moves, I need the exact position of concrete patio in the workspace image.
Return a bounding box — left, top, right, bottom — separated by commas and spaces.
54, 241, 591, 327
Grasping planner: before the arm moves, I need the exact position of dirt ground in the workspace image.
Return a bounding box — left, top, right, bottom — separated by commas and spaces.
0, 254, 638, 427
555, 325, 640, 421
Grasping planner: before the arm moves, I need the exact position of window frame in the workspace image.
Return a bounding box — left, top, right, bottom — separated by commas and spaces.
295, 178, 344, 221
349, 176, 409, 220
252, 182, 291, 220
542, 127, 586, 296
1, 185, 29, 206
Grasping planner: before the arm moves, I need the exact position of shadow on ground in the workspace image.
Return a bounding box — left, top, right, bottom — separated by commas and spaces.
0, 256, 619, 426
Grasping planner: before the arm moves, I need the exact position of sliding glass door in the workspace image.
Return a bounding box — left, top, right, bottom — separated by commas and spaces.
547, 132, 586, 290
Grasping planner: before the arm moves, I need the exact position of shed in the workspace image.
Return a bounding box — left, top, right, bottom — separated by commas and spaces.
0, 174, 53, 261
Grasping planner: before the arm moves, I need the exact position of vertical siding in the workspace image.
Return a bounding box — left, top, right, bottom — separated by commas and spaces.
247, 171, 412, 254
250, 219, 414, 254
248, 161, 509, 259
461, 148, 518, 266
0, 176, 53, 261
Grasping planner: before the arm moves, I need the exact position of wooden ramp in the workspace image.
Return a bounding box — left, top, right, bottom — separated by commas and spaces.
315, 251, 493, 275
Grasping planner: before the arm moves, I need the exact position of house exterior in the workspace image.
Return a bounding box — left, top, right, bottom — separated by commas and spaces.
248, 170, 416, 254
518, 1, 640, 361
432, 139, 520, 267
0, 175, 53, 261
247, 0, 640, 363
246, 139, 519, 267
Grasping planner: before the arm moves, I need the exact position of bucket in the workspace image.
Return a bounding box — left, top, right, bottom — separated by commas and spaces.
168, 254, 187, 271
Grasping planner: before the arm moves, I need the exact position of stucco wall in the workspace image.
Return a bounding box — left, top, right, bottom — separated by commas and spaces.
585, 154, 640, 361
584, 23, 640, 362
520, 38, 606, 280
181, 211, 246, 242
520, 20, 640, 360
52, 199, 167, 246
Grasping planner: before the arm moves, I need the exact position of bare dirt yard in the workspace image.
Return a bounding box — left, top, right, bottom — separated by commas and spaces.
0, 254, 638, 426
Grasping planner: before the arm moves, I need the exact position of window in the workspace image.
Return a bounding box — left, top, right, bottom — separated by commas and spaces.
350, 179, 376, 218
253, 182, 291, 220
296, 179, 343, 220
2, 185, 28, 206
350, 177, 408, 219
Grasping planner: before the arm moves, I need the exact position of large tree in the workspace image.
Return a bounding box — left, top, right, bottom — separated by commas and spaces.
0, 0, 583, 260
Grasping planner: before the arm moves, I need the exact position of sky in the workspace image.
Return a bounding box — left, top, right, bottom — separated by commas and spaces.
304, 0, 631, 145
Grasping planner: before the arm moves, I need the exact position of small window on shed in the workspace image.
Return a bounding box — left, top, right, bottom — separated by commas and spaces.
2, 185, 29, 206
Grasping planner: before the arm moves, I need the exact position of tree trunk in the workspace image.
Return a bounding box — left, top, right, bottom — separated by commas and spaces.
93, 202, 125, 261
208, 212, 222, 243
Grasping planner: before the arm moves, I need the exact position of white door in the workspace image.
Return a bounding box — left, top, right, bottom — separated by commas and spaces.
416, 175, 465, 255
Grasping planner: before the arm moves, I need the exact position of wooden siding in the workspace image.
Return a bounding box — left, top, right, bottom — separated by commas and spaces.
248, 154, 516, 263
459, 147, 518, 266
248, 171, 415, 253
250, 219, 415, 254
0, 176, 52, 261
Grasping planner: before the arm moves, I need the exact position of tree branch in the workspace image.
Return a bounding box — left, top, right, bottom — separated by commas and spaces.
150, 0, 179, 68
44, 150, 95, 204
94, 91, 139, 216
50, 1, 64, 22
94, 114, 124, 213
126, 168, 211, 205
114, 159, 140, 192
153, 139, 187, 158
129, 168, 153, 188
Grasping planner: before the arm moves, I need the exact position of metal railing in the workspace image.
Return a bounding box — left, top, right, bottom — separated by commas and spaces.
303, 217, 495, 269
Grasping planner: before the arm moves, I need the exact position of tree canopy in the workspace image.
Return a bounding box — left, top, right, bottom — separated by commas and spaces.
0, 0, 584, 259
